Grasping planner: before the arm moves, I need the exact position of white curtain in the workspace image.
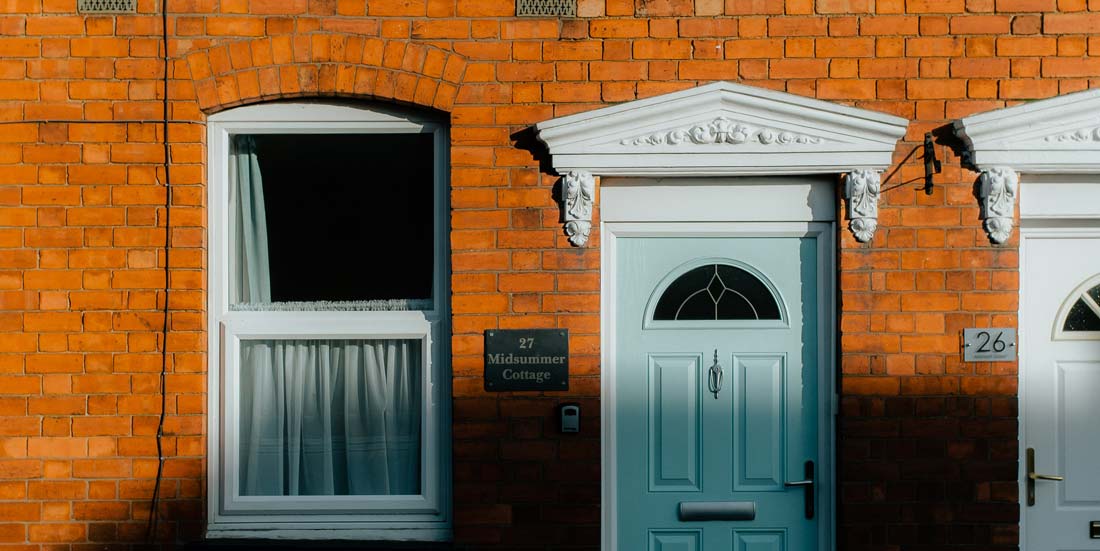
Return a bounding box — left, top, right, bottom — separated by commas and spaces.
229, 136, 271, 305
239, 339, 421, 496
230, 136, 421, 496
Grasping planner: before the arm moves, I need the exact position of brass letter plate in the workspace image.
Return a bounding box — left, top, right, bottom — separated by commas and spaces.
1090, 521, 1099, 539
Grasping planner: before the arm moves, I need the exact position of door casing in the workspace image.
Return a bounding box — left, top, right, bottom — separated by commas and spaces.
601, 179, 837, 551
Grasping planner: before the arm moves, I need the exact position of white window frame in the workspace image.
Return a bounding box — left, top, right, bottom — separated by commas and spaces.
206, 102, 451, 540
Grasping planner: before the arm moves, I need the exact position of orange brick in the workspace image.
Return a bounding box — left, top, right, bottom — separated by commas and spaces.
997, 0, 1055, 10
1043, 12, 1100, 33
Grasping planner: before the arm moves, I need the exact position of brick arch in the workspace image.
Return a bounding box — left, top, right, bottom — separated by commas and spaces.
185, 34, 468, 113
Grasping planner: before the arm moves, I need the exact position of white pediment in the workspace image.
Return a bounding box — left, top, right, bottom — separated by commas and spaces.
535, 81, 909, 177
954, 88, 1100, 173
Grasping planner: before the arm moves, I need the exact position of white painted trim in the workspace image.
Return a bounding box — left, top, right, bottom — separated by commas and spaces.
536, 81, 908, 177
601, 220, 836, 551
600, 176, 837, 223
208, 101, 434, 124
206, 102, 451, 540
954, 88, 1100, 174
1020, 174, 1100, 221
954, 89, 1100, 242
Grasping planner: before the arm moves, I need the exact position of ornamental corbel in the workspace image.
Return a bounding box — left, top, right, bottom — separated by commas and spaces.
843, 169, 881, 243
979, 167, 1018, 244
561, 170, 595, 247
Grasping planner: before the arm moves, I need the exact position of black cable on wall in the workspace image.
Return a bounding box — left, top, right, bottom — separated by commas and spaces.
146, 0, 172, 543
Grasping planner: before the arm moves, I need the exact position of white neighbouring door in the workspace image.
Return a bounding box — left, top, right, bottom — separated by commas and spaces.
1022, 227, 1100, 551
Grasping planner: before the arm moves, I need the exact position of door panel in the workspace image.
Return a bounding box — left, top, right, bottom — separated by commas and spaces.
1057, 361, 1100, 504
733, 530, 786, 551
734, 354, 786, 492
650, 354, 703, 492
616, 235, 819, 551
650, 530, 702, 551
1022, 234, 1100, 550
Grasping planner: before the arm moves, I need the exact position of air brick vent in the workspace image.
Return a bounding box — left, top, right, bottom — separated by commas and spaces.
516, 0, 576, 16
78, 0, 136, 13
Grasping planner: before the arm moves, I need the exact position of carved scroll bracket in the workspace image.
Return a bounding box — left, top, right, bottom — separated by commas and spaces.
561, 170, 595, 247
979, 166, 1018, 244
843, 169, 881, 243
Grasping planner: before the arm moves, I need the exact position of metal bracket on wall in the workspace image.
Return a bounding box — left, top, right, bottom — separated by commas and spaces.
923, 132, 942, 196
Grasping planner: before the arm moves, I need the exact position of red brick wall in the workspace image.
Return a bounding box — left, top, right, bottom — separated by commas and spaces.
3, 0, 1098, 548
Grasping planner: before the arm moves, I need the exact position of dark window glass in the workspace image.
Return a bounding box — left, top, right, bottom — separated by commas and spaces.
251, 134, 435, 303
1088, 284, 1100, 306
1063, 298, 1100, 332
653, 264, 781, 321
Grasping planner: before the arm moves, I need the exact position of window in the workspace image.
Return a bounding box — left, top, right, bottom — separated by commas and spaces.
1057, 275, 1100, 339
207, 102, 450, 539
646, 260, 785, 329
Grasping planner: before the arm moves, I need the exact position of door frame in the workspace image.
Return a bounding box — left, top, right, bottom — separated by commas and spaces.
601, 220, 837, 551
1018, 220, 1100, 548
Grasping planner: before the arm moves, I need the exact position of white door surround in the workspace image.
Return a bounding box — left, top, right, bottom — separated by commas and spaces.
956, 87, 1100, 551
954, 88, 1100, 244
536, 81, 909, 551
536, 81, 910, 246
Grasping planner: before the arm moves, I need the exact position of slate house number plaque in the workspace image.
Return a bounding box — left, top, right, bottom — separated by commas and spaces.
484, 329, 568, 391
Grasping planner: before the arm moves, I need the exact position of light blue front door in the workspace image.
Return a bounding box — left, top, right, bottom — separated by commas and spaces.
616, 235, 820, 551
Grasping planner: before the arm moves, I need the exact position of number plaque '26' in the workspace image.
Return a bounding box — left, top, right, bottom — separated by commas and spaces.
962, 328, 1017, 362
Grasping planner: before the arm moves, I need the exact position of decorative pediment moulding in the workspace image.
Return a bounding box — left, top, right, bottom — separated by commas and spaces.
954, 87, 1100, 174
537, 82, 909, 178
955, 87, 1100, 243
535, 82, 909, 245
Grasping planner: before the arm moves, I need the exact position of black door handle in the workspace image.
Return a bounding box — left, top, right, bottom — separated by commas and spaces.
783, 460, 814, 520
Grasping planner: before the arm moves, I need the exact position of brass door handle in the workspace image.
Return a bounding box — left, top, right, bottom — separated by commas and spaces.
1026, 447, 1064, 506
1029, 473, 1065, 482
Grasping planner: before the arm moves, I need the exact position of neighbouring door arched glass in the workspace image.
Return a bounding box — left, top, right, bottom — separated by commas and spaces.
1059, 275, 1100, 335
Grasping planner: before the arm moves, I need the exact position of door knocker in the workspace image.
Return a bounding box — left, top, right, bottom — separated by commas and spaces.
708, 349, 723, 399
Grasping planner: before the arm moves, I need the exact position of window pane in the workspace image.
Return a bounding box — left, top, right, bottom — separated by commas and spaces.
233, 133, 436, 306
716, 264, 781, 320
653, 265, 712, 320
1063, 299, 1100, 332
238, 338, 422, 496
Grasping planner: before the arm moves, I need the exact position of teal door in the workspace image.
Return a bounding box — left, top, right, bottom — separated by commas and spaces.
616, 235, 820, 551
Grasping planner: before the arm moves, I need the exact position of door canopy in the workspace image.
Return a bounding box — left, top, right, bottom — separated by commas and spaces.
954, 87, 1100, 244
535, 81, 909, 245
954, 87, 1100, 174
536, 81, 908, 178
